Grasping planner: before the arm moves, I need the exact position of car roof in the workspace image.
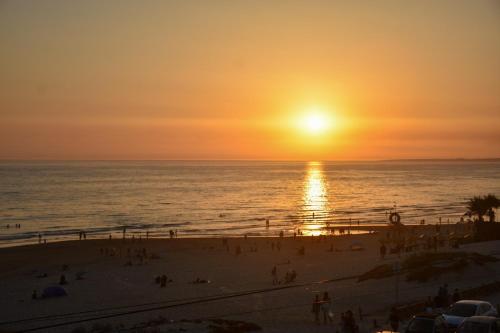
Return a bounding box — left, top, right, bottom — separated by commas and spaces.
413, 313, 443, 319
463, 316, 498, 323
455, 300, 490, 306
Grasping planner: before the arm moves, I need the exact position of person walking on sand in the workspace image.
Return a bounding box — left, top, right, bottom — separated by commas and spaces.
380, 243, 387, 259
343, 310, 358, 333
389, 307, 399, 332
271, 266, 278, 285
452, 288, 461, 303
321, 291, 333, 324
312, 295, 321, 324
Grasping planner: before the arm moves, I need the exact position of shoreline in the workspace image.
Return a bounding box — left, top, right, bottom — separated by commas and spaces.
0, 221, 467, 249
0, 221, 471, 249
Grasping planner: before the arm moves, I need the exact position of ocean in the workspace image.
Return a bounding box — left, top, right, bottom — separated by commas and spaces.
0, 160, 499, 247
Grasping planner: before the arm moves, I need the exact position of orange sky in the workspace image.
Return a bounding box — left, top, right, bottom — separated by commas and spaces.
1, 0, 499, 160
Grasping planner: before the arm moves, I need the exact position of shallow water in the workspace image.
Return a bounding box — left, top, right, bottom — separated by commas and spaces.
0, 160, 499, 246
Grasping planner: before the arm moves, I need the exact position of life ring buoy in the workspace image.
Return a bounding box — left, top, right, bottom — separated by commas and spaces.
389, 212, 401, 225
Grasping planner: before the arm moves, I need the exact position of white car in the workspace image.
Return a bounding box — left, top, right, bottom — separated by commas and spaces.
443, 300, 498, 330
457, 316, 500, 333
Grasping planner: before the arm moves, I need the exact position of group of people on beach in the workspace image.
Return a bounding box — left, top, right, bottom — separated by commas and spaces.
271, 266, 297, 285
155, 274, 173, 287
430, 283, 461, 309
311, 292, 361, 332
377, 222, 472, 260
6, 223, 21, 228
312, 292, 333, 325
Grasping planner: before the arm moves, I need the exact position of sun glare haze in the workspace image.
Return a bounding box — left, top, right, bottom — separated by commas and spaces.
303, 109, 331, 135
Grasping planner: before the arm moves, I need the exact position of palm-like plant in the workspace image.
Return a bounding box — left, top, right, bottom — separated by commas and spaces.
467, 196, 487, 222
466, 194, 499, 222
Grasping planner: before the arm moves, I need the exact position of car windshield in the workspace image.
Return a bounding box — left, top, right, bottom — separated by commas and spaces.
446, 303, 477, 317
407, 318, 435, 333
458, 321, 490, 333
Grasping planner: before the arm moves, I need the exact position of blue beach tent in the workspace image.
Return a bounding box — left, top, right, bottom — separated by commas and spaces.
42, 286, 67, 298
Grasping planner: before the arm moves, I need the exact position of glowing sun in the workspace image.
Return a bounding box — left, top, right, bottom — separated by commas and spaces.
300, 108, 333, 135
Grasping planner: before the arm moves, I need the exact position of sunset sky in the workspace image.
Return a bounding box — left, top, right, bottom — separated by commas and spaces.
1, 0, 499, 160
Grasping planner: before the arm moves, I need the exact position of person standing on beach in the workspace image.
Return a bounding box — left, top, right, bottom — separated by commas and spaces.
380, 243, 387, 259
389, 307, 399, 332
452, 288, 461, 303
321, 291, 333, 324
271, 266, 278, 285
312, 295, 321, 324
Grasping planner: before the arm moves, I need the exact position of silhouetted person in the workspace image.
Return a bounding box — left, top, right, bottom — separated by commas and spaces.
452, 288, 461, 303
343, 310, 358, 333
59, 274, 67, 285
438, 283, 449, 307
380, 244, 387, 259
32, 290, 37, 300
389, 307, 399, 332
312, 295, 320, 324
271, 266, 278, 284
321, 292, 332, 324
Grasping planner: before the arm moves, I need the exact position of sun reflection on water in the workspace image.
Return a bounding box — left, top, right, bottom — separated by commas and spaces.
302, 161, 328, 236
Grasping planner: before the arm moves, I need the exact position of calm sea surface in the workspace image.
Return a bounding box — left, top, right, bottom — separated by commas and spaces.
0, 160, 499, 247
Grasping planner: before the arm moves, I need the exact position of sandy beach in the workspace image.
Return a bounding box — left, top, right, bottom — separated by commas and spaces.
1, 225, 499, 333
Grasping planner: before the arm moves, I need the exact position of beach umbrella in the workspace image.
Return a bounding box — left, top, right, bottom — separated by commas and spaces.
42, 286, 67, 298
